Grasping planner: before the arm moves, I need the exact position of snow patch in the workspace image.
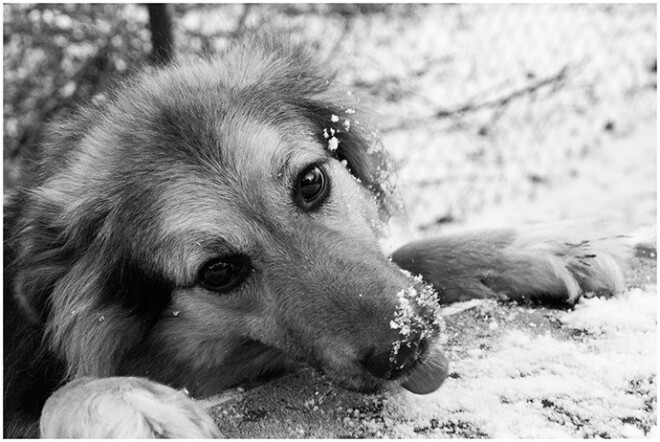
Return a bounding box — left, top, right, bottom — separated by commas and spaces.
327, 137, 339, 152
381, 285, 657, 438
561, 287, 656, 333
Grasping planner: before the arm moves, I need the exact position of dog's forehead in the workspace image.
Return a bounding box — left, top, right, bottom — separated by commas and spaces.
134, 64, 324, 173
216, 114, 317, 175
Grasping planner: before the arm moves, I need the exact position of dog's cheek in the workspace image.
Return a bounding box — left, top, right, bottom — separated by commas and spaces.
164, 288, 253, 333
151, 286, 276, 364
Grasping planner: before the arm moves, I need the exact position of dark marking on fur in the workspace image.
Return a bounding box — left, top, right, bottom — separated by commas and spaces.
4, 249, 66, 438
104, 257, 174, 319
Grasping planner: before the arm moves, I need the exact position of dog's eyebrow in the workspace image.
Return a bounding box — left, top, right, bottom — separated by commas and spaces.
275, 149, 331, 179
193, 236, 239, 256
276, 151, 296, 178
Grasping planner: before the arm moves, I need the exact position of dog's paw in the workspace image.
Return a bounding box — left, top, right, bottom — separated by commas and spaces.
40, 377, 221, 438
392, 223, 632, 305
494, 225, 631, 304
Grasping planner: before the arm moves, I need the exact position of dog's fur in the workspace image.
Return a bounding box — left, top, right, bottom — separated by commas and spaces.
3, 36, 629, 438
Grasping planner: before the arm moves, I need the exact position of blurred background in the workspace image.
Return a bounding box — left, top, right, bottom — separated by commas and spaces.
3, 3, 656, 242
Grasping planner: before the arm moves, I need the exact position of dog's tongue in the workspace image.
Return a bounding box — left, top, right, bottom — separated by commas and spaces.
401, 345, 449, 395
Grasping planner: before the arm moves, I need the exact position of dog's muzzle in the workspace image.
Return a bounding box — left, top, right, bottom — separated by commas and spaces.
361, 334, 449, 395
363, 333, 429, 380
362, 280, 450, 395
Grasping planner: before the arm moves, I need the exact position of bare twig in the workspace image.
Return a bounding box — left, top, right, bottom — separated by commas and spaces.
328, 17, 354, 57
230, 4, 253, 39
382, 64, 572, 133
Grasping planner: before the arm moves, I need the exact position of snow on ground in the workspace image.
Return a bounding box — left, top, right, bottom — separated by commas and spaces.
382, 285, 657, 438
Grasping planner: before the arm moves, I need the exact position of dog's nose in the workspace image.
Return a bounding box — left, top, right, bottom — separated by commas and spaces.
363, 336, 429, 380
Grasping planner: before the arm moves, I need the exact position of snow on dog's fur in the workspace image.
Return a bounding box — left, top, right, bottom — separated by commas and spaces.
3, 35, 629, 438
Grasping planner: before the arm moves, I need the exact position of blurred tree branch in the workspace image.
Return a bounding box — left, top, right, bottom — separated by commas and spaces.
382, 65, 572, 133
147, 3, 174, 65
229, 4, 252, 39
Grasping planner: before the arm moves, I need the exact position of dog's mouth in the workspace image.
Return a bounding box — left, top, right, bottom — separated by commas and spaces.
316, 340, 449, 395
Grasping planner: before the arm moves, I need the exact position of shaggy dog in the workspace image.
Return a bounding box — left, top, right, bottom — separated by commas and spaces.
3, 36, 628, 438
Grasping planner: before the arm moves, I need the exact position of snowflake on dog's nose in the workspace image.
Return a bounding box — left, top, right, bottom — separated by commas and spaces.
390, 282, 442, 338
390, 272, 443, 362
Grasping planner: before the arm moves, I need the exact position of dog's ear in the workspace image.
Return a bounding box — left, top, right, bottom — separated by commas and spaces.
9, 194, 83, 325
9, 187, 172, 378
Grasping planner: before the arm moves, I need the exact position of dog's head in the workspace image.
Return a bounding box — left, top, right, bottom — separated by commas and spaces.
10, 36, 447, 395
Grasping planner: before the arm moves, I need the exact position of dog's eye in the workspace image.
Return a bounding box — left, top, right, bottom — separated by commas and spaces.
295, 165, 329, 210
198, 258, 249, 292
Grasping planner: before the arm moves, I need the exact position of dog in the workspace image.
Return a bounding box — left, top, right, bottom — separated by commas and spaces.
3, 35, 629, 438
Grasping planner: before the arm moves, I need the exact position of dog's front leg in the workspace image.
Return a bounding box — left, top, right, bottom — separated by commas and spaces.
391, 227, 630, 305
39, 377, 221, 438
